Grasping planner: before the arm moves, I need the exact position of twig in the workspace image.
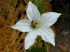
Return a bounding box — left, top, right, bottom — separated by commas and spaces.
56, 43, 66, 52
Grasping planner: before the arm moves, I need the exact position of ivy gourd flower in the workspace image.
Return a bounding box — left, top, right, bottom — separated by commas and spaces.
11, 1, 61, 50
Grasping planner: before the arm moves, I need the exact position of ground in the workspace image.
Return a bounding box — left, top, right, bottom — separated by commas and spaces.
50, 0, 70, 52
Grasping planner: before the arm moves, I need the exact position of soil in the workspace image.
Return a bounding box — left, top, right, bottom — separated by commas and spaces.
50, 0, 70, 52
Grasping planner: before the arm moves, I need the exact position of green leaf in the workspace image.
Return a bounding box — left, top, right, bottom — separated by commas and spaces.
34, 0, 46, 14
27, 45, 47, 52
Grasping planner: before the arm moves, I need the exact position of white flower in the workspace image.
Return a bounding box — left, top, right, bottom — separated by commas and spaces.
11, 1, 61, 50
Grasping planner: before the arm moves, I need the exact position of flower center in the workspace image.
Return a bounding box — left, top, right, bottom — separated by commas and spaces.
31, 21, 40, 29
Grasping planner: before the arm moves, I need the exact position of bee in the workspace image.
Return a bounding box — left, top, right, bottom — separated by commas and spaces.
31, 21, 36, 28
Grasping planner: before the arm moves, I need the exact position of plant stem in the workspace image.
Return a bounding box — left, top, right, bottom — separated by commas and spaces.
46, 0, 51, 4
38, 36, 40, 46
45, 42, 50, 52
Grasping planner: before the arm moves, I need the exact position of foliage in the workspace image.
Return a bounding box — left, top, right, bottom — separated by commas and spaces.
27, 45, 47, 52
34, 0, 46, 14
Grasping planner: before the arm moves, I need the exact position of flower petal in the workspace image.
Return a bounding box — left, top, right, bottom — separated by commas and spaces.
38, 27, 55, 46
11, 19, 32, 32
15, 19, 31, 25
27, 1, 40, 21
25, 30, 38, 50
40, 12, 61, 26
11, 25, 32, 32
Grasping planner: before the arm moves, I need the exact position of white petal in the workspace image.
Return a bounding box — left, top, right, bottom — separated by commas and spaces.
11, 25, 21, 29
38, 27, 55, 46
25, 30, 38, 50
11, 25, 32, 32
16, 19, 31, 25
11, 19, 32, 32
27, 1, 40, 21
40, 12, 61, 26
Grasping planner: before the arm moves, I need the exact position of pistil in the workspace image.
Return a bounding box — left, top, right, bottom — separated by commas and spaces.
31, 21, 40, 29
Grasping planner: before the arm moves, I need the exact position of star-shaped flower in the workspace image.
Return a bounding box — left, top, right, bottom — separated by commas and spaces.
11, 1, 61, 50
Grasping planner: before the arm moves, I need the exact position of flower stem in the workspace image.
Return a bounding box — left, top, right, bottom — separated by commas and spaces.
46, 0, 51, 4
45, 42, 50, 52
38, 36, 40, 46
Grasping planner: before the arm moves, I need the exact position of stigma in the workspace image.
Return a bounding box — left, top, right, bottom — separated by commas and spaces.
31, 20, 40, 29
